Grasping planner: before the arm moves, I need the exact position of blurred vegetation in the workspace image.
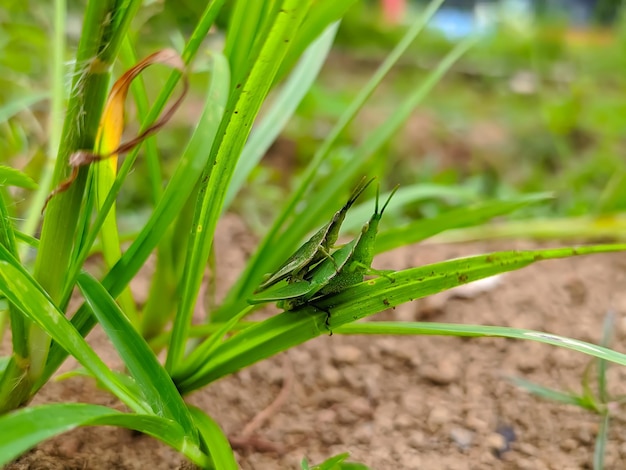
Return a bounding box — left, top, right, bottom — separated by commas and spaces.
2, 1, 625, 226
284, 2, 626, 220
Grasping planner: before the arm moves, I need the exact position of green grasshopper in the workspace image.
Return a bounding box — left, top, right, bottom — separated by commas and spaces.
255, 176, 374, 292
249, 185, 398, 317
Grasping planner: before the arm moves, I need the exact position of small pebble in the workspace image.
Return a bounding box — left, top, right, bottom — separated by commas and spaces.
421, 358, 460, 385
316, 409, 336, 424
320, 365, 341, 386
516, 442, 539, 456
486, 432, 507, 456
348, 397, 373, 418
393, 413, 414, 430
333, 345, 363, 364
427, 406, 451, 429
55, 436, 82, 457
450, 427, 474, 450
353, 423, 374, 443
560, 437, 578, 451
336, 408, 359, 425
408, 430, 426, 449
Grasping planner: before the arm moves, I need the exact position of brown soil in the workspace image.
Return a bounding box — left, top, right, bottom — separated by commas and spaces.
6, 217, 626, 470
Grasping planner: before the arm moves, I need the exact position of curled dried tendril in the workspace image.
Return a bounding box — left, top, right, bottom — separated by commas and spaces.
42, 49, 189, 213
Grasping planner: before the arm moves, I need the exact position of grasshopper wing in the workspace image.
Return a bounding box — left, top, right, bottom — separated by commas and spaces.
256, 177, 374, 292
247, 279, 315, 305
278, 236, 362, 310
256, 224, 329, 291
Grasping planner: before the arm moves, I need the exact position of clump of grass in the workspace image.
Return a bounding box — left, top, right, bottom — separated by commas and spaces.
509, 312, 623, 470
0, 1, 625, 468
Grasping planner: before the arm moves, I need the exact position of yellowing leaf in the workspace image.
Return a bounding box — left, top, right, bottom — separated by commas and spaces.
44, 49, 187, 211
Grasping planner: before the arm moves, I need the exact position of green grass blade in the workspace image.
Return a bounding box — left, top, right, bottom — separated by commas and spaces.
40, 53, 230, 384
0, 165, 38, 190
19, 0, 64, 242
33, 1, 114, 303
174, 306, 254, 380
0, 188, 32, 411
0, 93, 48, 124
275, 0, 359, 83
508, 376, 591, 409
167, 0, 312, 372
76, 272, 198, 442
375, 193, 553, 253
188, 405, 238, 470
316, 245, 626, 321
62, 2, 229, 305
179, 244, 626, 391
224, 0, 269, 86
222, 13, 472, 314
0, 403, 210, 468
298, 34, 477, 235
225, 21, 338, 209
0, 247, 146, 412
341, 184, 483, 233
335, 323, 626, 369
0, 357, 30, 413
34, 0, 227, 393
86, 53, 229, 293
594, 413, 609, 470
307, 452, 349, 469
598, 311, 615, 403
432, 215, 626, 243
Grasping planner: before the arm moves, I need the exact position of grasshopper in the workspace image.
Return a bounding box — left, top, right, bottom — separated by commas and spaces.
249, 185, 398, 317
256, 176, 374, 292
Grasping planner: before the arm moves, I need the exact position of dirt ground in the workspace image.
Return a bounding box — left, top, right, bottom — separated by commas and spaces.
6, 215, 626, 470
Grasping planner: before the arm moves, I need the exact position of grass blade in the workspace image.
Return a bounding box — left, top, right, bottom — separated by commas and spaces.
0, 165, 38, 190
179, 244, 626, 391
508, 376, 592, 409
0, 403, 210, 468
40, 53, 230, 386
189, 405, 238, 470
335, 323, 626, 368
594, 413, 609, 470
225, 21, 339, 209
0, 246, 146, 413
76, 272, 197, 442
221, 14, 474, 317
167, 0, 312, 371
375, 193, 553, 252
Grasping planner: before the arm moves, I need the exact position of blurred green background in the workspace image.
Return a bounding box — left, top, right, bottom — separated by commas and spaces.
2, 0, 625, 230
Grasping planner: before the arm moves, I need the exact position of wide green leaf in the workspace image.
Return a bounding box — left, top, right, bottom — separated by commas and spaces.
218, 10, 472, 321
178, 244, 626, 391
189, 405, 238, 470
76, 272, 198, 442
225, 21, 338, 209
0, 403, 210, 467
275, 0, 359, 82
41, 52, 230, 387
0, 246, 145, 413
167, 0, 312, 372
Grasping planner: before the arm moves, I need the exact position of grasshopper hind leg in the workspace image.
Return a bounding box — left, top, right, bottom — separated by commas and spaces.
310, 302, 333, 336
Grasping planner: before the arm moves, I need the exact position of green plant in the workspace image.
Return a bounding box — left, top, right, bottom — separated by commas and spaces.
509, 312, 623, 470
1, 1, 626, 468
